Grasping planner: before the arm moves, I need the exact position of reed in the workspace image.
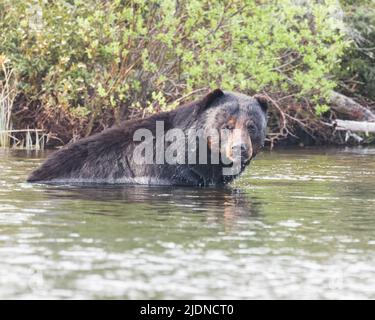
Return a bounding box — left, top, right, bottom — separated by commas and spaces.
1, 56, 46, 150
0, 56, 16, 148
24, 129, 46, 150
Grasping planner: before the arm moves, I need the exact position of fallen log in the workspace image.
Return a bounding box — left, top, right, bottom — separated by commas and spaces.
334, 119, 375, 133
329, 91, 375, 121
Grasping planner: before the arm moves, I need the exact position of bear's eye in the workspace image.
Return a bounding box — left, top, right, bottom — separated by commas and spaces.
223, 123, 235, 131
247, 122, 257, 133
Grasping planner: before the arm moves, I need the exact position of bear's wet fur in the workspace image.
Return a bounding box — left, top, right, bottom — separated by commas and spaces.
27, 89, 268, 186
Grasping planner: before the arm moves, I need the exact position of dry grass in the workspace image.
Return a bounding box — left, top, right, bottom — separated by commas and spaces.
0, 55, 15, 147
1, 56, 46, 150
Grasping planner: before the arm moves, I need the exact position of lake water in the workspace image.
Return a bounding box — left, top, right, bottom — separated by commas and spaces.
0, 147, 375, 299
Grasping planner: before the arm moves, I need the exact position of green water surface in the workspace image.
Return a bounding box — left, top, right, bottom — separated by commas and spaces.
0, 147, 374, 299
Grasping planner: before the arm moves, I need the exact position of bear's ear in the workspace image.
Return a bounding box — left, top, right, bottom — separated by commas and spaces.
198, 89, 224, 112
254, 94, 269, 113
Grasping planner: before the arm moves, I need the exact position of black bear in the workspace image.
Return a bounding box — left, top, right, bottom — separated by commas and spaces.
27, 89, 268, 186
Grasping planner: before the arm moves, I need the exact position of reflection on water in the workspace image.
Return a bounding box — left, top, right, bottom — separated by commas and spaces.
0, 147, 375, 299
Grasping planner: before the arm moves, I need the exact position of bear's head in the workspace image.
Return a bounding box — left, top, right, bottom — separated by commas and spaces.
195, 89, 268, 174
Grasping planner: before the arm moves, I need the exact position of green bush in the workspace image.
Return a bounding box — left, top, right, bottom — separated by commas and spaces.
0, 0, 348, 143
338, 0, 375, 100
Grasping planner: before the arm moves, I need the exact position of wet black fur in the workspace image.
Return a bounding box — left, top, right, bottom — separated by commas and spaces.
27, 89, 268, 186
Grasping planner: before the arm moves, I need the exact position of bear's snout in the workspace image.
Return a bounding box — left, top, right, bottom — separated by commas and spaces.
232, 143, 252, 163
